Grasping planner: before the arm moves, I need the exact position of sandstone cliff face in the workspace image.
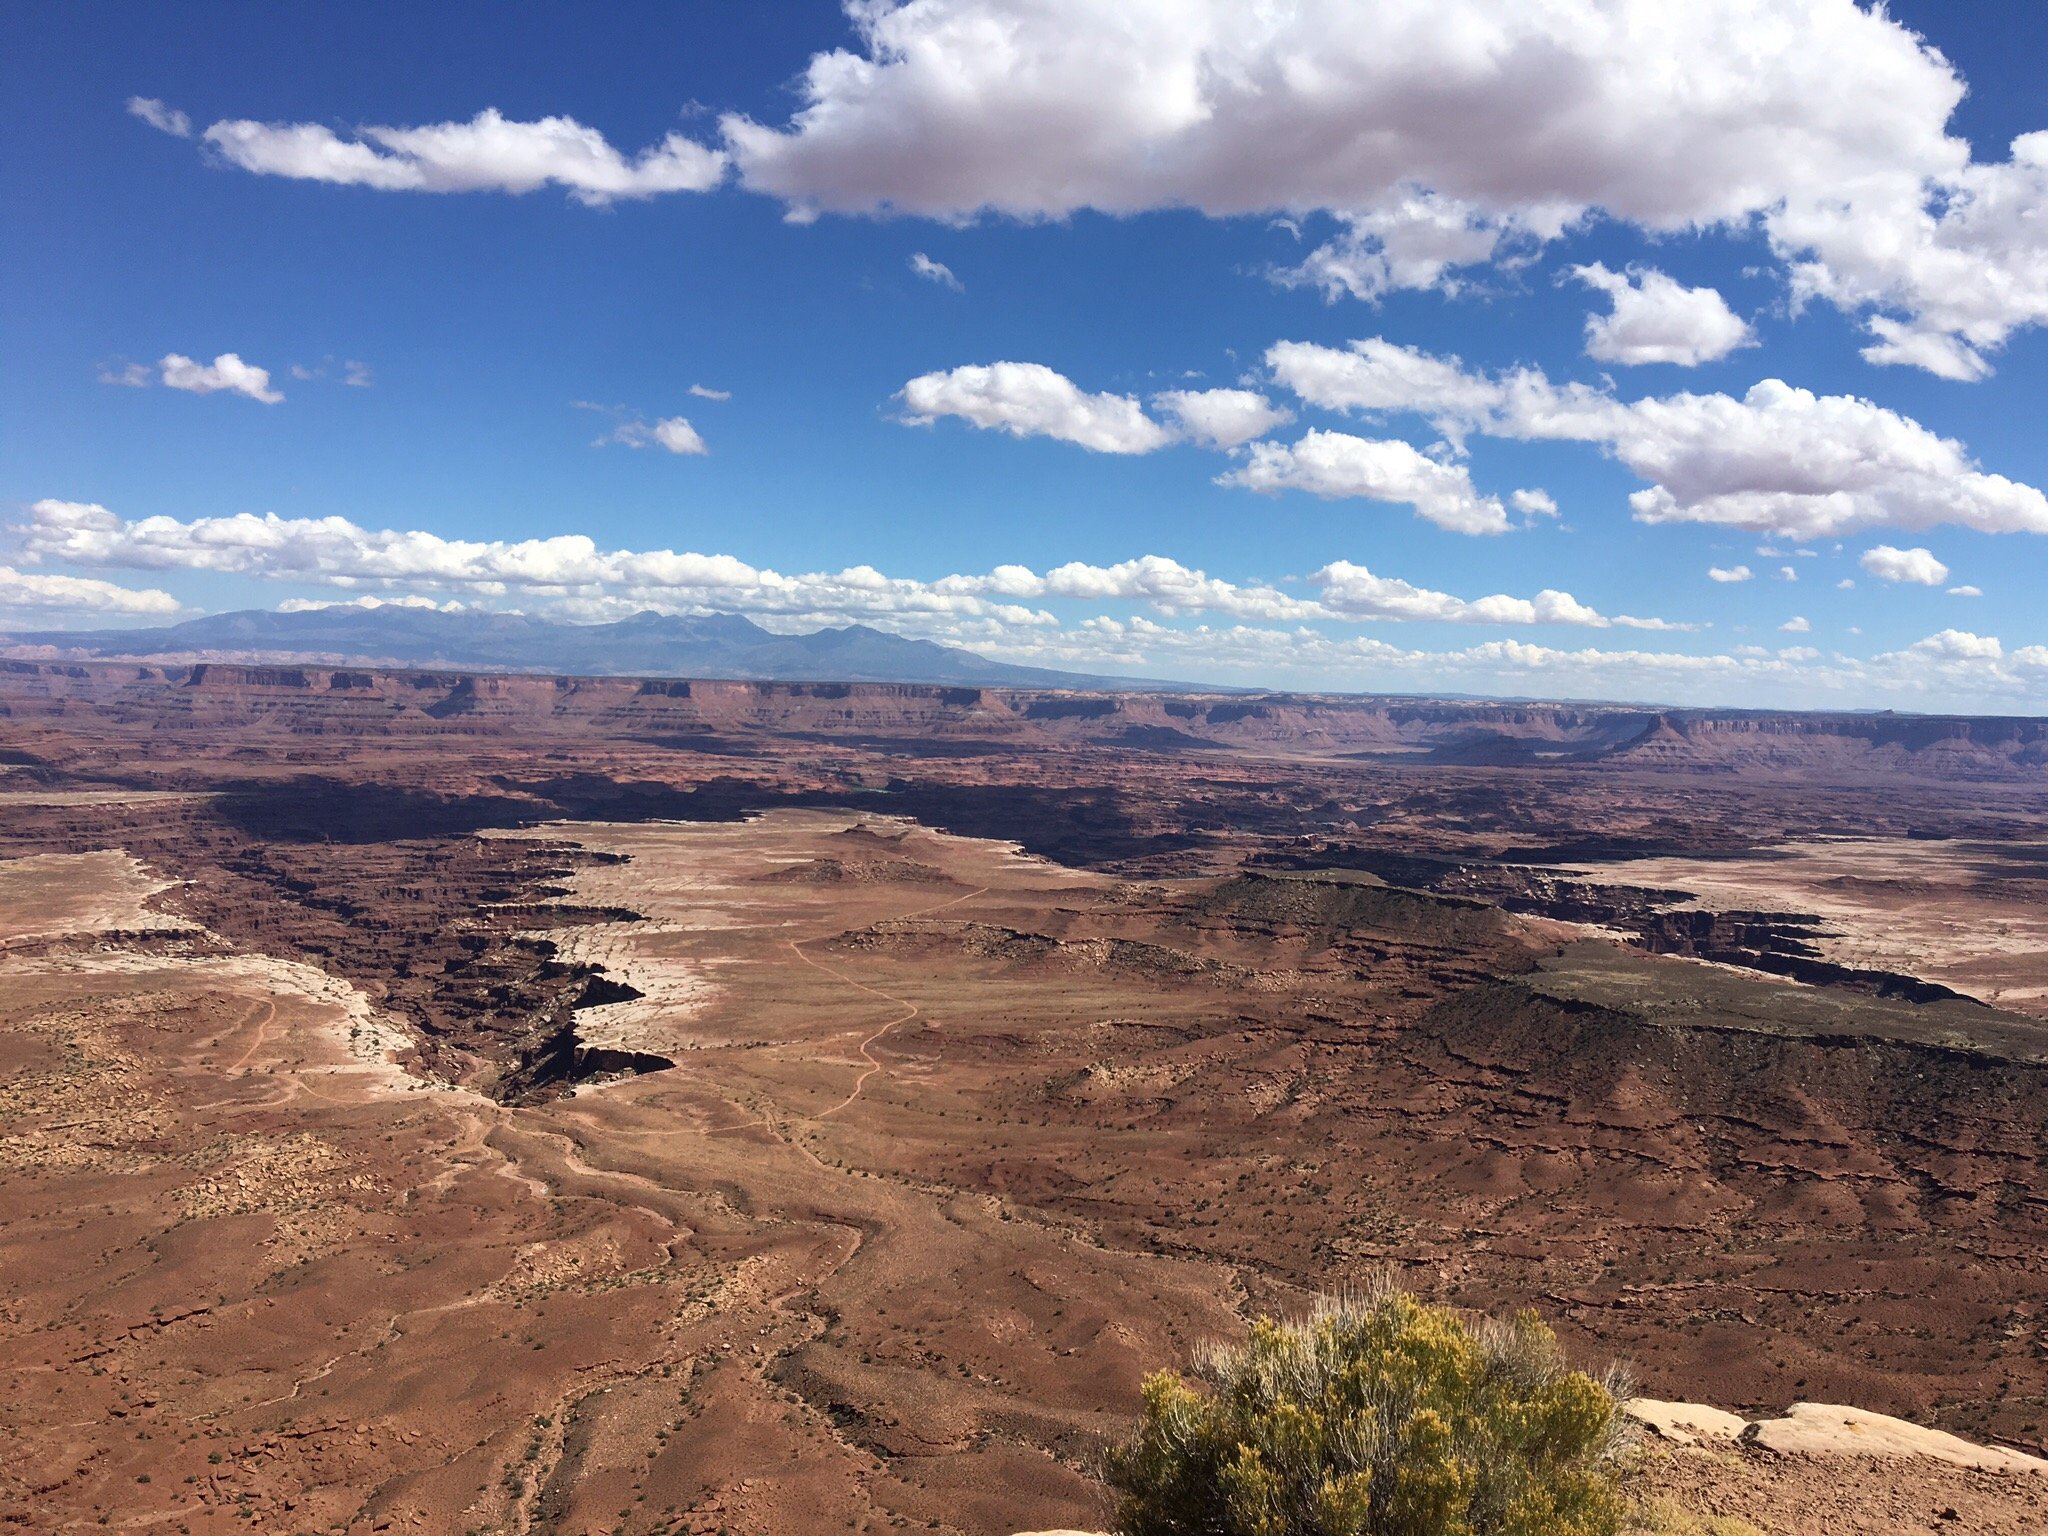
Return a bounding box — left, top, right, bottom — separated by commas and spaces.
3, 659, 2044, 780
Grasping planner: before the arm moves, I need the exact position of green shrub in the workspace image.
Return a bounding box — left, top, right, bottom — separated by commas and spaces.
1104, 1279, 1634, 1536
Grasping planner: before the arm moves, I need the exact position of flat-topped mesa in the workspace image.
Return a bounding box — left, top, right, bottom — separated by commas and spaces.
1, 657, 2045, 778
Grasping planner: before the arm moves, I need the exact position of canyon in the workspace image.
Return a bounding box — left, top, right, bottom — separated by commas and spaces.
2, 657, 2045, 1533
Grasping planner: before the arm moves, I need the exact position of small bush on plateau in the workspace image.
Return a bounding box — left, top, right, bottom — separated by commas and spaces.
1104, 1280, 1633, 1536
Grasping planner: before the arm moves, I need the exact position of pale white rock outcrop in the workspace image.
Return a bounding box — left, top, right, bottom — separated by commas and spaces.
1625, 1397, 1749, 1447
1743, 1403, 2048, 1475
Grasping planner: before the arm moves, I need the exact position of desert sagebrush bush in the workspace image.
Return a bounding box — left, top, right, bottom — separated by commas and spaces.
1105, 1278, 1632, 1536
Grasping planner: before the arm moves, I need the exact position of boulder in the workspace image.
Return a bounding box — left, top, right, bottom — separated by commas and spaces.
1743, 1403, 2048, 1475
1625, 1397, 1749, 1447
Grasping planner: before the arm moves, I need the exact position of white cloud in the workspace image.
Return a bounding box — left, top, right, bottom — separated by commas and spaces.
987, 620, 2048, 713
16, 499, 1674, 635
159, 352, 284, 404
171, 7, 2048, 371
1858, 316, 1994, 383
1708, 565, 1752, 583
1269, 337, 2048, 539
20, 505, 2045, 709
1511, 489, 1558, 520
1781, 616, 1811, 633
1275, 191, 1523, 302
1860, 544, 1950, 586
952, 553, 1678, 629
1783, 133, 2048, 380
1906, 627, 2000, 661
1949, 584, 1983, 597
201, 108, 727, 205
1311, 560, 1679, 630
1572, 264, 1754, 366
127, 97, 191, 138
1151, 387, 1292, 450
723, 1, 1955, 229
899, 362, 1174, 454
289, 358, 375, 387
1265, 337, 1505, 446
909, 251, 963, 290
688, 383, 731, 401
602, 416, 709, 456
104, 352, 288, 402
1779, 566, 1798, 582
1217, 429, 1511, 535
941, 554, 1317, 622
276, 594, 465, 613
714, 0, 2048, 371
0, 564, 181, 617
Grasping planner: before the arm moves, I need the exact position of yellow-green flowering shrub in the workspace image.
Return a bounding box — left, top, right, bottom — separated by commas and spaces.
1105, 1281, 1633, 1536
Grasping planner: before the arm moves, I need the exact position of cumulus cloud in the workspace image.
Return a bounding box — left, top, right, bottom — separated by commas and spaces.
722, 1, 1953, 228
276, 594, 465, 613
711, 0, 2048, 371
1781, 616, 1811, 633
1572, 264, 1754, 366
15, 499, 1675, 635
19, 508, 2042, 708
938, 554, 1316, 623
1860, 544, 1950, 586
0, 564, 180, 616
102, 352, 284, 402
159, 352, 284, 403
1217, 430, 1512, 535
1268, 337, 2048, 539
168, 7, 2048, 370
601, 416, 709, 456
127, 96, 191, 138
688, 383, 731, 401
1511, 489, 1558, 521
988, 620, 2048, 713
1858, 316, 1995, 383
201, 108, 727, 205
1950, 584, 1983, 597
1265, 337, 1507, 446
1311, 560, 1679, 629
1275, 191, 1527, 302
1708, 564, 1752, 583
1906, 627, 2001, 661
1151, 387, 1292, 450
1784, 133, 2048, 380
909, 251, 963, 290
899, 362, 1174, 454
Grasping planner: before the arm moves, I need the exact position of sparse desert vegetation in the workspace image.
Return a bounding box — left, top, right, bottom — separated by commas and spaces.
1107, 1284, 1632, 1536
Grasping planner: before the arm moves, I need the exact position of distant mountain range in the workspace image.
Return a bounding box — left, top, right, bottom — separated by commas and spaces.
1, 605, 1202, 691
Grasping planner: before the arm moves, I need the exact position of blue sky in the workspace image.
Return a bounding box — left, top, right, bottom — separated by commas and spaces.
5, 1, 2048, 708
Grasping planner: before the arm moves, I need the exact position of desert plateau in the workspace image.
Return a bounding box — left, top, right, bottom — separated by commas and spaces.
1, 661, 2044, 1533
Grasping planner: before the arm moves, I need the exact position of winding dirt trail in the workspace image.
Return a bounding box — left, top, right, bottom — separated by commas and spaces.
785, 885, 986, 1119
224, 998, 277, 1072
